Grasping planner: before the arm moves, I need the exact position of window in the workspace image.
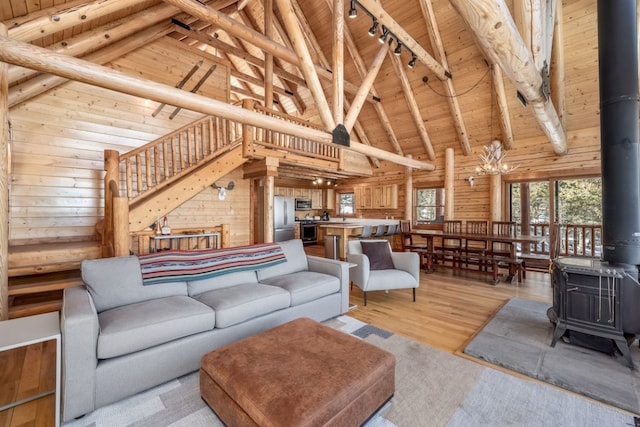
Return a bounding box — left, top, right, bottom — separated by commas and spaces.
338, 192, 355, 215
415, 188, 445, 223
509, 177, 601, 224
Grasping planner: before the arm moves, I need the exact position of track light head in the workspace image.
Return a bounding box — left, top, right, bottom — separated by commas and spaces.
349, 0, 357, 18
378, 26, 389, 44
408, 53, 417, 68
368, 19, 379, 36
394, 40, 402, 56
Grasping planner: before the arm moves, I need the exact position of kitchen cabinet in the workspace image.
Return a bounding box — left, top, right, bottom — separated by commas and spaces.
356, 184, 397, 209
311, 189, 323, 209
294, 188, 310, 199
325, 189, 335, 210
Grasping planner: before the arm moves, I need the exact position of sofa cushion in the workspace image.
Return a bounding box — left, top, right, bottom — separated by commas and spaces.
257, 239, 309, 281
97, 295, 214, 359
259, 271, 340, 306
360, 241, 394, 270
82, 256, 188, 313
187, 270, 258, 297
195, 284, 291, 328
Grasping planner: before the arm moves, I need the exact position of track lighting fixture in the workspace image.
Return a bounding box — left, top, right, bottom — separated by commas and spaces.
349, 0, 357, 18
368, 19, 379, 36
394, 40, 402, 56
408, 53, 417, 68
378, 26, 390, 44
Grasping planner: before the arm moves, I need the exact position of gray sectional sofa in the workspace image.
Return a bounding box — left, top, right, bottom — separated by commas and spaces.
61, 239, 349, 421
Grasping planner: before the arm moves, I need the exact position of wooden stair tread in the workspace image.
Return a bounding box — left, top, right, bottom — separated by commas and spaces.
9, 300, 63, 319
9, 277, 83, 296
9, 241, 101, 277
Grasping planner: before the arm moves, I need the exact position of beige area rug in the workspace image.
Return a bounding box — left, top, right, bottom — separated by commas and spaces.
64, 316, 634, 427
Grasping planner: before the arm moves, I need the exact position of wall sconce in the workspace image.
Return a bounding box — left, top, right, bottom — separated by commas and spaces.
212, 181, 235, 200
464, 176, 475, 187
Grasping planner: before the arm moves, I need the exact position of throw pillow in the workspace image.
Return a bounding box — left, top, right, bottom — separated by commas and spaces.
360, 241, 394, 270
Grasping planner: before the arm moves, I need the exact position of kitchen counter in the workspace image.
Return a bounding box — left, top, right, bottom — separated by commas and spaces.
319, 219, 400, 259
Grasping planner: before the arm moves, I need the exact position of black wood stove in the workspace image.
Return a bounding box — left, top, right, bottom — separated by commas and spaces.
548, 0, 640, 369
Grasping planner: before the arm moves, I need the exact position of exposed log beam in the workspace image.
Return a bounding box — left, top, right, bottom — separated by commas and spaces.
332, 0, 344, 125
513, 0, 545, 70
0, 35, 434, 170
492, 64, 514, 149
7, 0, 150, 43
273, 0, 335, 131
344, 43, 387, 133
357, 0, 449, 81
9, 22, 173, 107
231, 69, 296, 99
324, 0, 403, 155
550, 0, 565, 129
264, 0, 274, 109
449, 0, 567, 155
347, 99, 381, 168
8, 2, 183, 85
419, 0, 471, 156
388, 51, 436, 161
162, 0, 379, 104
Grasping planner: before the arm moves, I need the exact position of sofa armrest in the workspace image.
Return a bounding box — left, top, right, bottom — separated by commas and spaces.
346, 253, 370, 291
61, 285, 100, 421
306, 255, 350, 313
391, 251, 420, 285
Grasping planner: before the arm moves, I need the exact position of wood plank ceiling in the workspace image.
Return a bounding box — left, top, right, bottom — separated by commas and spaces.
1, 0, 567, 178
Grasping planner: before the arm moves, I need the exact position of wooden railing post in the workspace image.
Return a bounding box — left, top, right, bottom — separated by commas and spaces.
242, 99, 255, 158
104, 149, 120, 256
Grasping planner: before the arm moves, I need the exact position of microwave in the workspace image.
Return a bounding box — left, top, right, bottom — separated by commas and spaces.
295, 198, 312, 210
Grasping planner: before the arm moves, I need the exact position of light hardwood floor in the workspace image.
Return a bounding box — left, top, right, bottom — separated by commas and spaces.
304, 244, 553, 353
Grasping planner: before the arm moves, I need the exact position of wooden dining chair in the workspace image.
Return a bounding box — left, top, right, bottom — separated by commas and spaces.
434, 220, 462, 267
489, 221, 516, 257
399, 220, 433, 271
463, 220, 489, 269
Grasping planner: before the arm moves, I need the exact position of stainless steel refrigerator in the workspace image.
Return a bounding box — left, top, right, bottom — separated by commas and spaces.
274, 196, 295, 242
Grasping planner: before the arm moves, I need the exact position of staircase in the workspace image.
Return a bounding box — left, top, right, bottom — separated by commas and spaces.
7, 104, 358, 318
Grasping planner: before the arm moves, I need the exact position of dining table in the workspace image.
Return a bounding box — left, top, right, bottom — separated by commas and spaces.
408, 229, 547, 281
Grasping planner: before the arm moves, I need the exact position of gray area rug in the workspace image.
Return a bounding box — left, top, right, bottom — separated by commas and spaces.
64, 315, 634, 427
464, 297, 640, 415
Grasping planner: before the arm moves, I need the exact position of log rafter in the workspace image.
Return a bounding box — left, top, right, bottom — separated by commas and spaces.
419, 0, 471, 156
449, 0, 567, 155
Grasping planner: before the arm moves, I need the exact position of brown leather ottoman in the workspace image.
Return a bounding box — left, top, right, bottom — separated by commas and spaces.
200, 317, 395, 426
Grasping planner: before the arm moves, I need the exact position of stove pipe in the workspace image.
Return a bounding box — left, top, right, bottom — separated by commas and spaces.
598, 0, 640, 265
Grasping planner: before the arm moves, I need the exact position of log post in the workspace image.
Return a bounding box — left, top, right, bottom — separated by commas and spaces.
489, 174, 501, 222
445, 148, 454, 220
264, 175, 275, 243
104, 149, 120, 255
0, 24, 8, 320
404, 155, 413, 222
264, 0, 274, 109
220, 223, 230, 248
332, 0, 344, 125
113, 197, 130, 257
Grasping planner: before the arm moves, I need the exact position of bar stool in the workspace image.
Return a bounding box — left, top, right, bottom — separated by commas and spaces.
371, 224, 386, 238
350, 225, 372, 239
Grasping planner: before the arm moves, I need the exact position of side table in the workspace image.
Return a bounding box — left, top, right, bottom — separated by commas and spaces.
0, 312, 61, 426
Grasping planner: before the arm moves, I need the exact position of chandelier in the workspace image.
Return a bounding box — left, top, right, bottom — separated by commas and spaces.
475, 140, 517, 175
475, 64, 518, 176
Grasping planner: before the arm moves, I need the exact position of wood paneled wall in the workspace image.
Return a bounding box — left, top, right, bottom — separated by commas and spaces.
8, 38, 229, 245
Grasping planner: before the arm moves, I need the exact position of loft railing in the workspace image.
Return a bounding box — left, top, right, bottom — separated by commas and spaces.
251, 103, 341, 162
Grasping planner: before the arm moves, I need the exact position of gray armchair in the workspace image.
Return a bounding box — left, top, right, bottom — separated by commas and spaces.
347, 240, 420, 306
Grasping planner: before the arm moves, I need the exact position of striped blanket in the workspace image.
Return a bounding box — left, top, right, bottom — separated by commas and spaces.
138, 243, 287, 286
